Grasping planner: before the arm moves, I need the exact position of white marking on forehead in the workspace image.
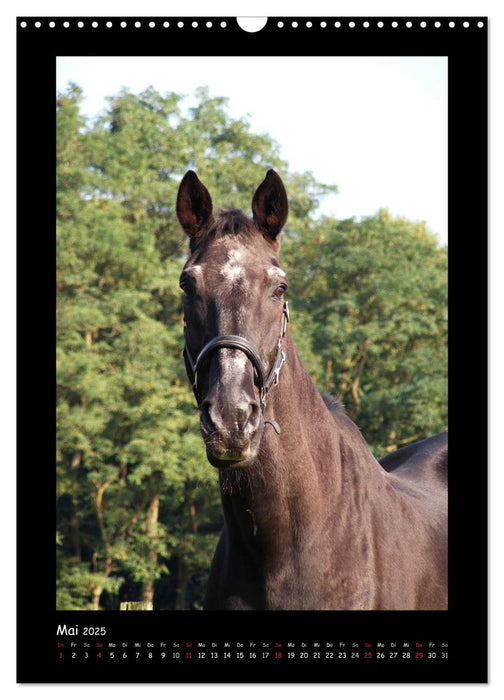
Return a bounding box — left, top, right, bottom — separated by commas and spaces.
221, 262, 244, 284
227, 248, 245, 263
220, 248, 247, 287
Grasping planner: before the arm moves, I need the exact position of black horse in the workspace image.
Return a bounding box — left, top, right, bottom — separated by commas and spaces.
177, 169, 448, 610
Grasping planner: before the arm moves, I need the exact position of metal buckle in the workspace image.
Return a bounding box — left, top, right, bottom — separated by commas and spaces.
274, 349, 286, 385
282, 301, 290, 336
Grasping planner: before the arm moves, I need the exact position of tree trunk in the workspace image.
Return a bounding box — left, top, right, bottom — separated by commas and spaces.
174, 500, 198, 610
91, 586, 103, 611
92, 483, 114, 610
141, 494, 160, 605
174, 558, 189, 611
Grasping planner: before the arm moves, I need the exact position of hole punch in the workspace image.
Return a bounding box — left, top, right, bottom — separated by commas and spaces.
237, 17, 268, 33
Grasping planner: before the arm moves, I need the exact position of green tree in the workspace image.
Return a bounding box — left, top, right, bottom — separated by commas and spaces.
283, 209, 447, 457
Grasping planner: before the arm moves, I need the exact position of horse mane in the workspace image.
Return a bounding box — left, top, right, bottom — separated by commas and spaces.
321, 392, 346, 417
209, 209, 258, 241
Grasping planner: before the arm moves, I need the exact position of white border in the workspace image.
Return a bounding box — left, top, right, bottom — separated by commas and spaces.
3, 1, 502, 698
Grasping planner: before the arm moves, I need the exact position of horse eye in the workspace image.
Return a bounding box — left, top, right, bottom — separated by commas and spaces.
179, 278, 195, 296
273, 285, 287, 298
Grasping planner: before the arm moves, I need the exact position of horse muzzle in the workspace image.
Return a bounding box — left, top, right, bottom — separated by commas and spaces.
200, 398, 263, 469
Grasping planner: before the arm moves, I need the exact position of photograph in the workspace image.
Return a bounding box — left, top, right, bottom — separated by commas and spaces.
56, 53, 448, 614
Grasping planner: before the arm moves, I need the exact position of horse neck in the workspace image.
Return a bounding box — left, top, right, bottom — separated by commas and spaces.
218, 333, 380, 554
266, 331, 376, 469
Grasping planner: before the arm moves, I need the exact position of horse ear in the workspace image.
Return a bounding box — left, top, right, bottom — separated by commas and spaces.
252, 170, 288, 250
176, 170, 214, 249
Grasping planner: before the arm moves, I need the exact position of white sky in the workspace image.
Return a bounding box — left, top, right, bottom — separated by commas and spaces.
57, 55, 448, 245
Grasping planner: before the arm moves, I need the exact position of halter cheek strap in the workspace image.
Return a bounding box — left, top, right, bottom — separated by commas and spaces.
183, 301, 289, 409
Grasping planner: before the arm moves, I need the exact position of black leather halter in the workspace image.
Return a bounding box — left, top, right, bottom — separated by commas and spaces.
183, 301, 289, 409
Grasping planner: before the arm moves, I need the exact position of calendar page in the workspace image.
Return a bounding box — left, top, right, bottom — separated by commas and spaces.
17, 15, 487, 683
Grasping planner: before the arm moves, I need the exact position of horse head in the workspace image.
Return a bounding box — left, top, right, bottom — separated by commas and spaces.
177, 170, 289, 469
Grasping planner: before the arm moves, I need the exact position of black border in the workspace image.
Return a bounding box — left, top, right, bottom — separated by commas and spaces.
17, 16, 488, 683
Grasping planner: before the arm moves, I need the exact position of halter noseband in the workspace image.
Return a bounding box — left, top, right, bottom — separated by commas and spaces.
183, 301, 289, 410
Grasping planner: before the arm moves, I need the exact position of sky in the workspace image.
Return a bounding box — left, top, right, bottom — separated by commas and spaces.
57, 55, 448, 246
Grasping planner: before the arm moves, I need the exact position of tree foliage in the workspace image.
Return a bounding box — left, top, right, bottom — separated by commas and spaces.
56, 84, 447, 610
282, 210, 447, 456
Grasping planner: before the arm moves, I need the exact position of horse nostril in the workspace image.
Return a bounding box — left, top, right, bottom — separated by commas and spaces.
202, 398, 261, 436
242, 400, 261, 433
201, 401, 215, 433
